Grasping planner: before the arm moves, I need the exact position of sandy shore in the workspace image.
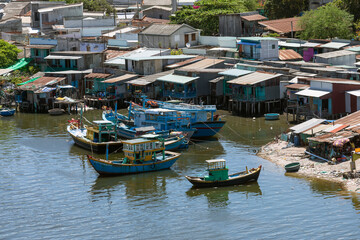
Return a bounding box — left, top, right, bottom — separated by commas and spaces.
257, 140, 360, 192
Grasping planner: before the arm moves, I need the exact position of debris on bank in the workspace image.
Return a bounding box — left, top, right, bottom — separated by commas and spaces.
258, 140, 360, 192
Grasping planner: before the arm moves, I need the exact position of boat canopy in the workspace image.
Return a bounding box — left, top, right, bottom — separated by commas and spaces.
206, 159, 226, 169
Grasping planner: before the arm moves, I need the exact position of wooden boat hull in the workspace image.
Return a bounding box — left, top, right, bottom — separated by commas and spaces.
67, 126, 122, 153
49, 108, 65, 115
87, 151, 181, 176
264, 113, 279, 120
185, 165, 262, 188
0, 109, 15, 116
285, 162, 300, 172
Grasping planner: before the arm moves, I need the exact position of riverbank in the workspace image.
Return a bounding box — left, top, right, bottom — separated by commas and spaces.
257, 140, 360, 192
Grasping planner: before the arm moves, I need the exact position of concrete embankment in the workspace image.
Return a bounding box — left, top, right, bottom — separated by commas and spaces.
257, 140, 360, 192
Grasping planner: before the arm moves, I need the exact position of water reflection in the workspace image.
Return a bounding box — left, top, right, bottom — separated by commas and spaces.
186, 182, 262, 208
90, 170, 180, 202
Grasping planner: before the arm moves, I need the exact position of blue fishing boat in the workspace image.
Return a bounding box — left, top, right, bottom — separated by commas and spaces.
87, 138, 181, 176
264, 113, 280, 120
140, 132, 188, 151
0, 108, 15, 116
139, 97, 225, 138
67, 119, 123, 153
103, 97, 225, 138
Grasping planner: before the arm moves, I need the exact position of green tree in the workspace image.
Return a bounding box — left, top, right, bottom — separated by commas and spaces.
298, 3, 354, 40
170, 0, 258, 36
334, 0, 360, 22
0, 40, 21, 68
264, 0, 309, 19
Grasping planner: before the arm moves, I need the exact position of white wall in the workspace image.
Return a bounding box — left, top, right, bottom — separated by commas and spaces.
199, 36, 237, 48
310, 81, 332, 91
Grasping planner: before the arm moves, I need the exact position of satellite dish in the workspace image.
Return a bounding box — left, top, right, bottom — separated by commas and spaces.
186, 43, 191, 48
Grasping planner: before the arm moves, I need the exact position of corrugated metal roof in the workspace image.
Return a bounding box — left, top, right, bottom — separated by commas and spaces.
165, 56, 205, 69
227, 71, 282, 86
285, 83, 309, 90
302, 124, 329, 135
301, 42, 321, 48
335, 110, 360, 127
307, 130, 358, 143
123, 54, 196, 62
320, 42, 350, 49
139, 23, 195, 36
85, 73, 112, 79
219, 69, 253, 77
133, 70, 174, 84
127, 79, 152, 86
157, 74, 199, 84
278, 41, 302, 48
45, 55, 82, 60
279, 49, 302, 61
347, 90, 360, 97
104, 57, 125, 66
19, 76, 65, 90
295, 88, 331, 98
345, 46, 360, 52
209, 76, 224, 83
290, 118, 326, 134
103, 74, 138, 83
241, 14, 267, 21
324, 124, 349, 133
180, 59, 224, 70
309, 78, 360, 85
315, 50, 355, 59
258, 17, 302, 34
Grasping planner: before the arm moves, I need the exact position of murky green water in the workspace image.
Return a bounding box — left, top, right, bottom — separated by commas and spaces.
1, 110, 360, 239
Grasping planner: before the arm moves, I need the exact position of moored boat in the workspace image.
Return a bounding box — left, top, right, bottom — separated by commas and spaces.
264, 113, 280, 120
49, 108, 65, 116
0, 108, 15, 116
87, 138, 181, 176
67, 119, 122, 153
285, 162, 300, 172
185, 159, 262, 188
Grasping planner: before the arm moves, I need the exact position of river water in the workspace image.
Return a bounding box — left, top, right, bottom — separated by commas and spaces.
1, 110, 360, 239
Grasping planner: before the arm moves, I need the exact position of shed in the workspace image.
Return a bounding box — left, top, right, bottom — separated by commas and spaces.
314, 50, 356, 66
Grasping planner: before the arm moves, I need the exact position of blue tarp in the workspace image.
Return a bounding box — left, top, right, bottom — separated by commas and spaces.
237, 41, 258, 46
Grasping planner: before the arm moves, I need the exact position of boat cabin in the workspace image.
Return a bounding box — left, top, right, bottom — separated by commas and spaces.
86, 120, 117, 143
122, 138, 164, 163
205, 159, 229, 181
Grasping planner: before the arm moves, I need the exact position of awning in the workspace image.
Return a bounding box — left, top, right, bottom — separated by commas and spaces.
347, 90, 360, 97
290, 118, 326, 134
157, 74, 198, 84
35, 87, 56, 93
295, 89, 330, 98
237, 41, 259, 46
45, 55, 82, 60
127, 79, 152, 86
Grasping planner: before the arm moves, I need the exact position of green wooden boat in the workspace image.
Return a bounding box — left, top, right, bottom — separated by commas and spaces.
285, 162, 300, 172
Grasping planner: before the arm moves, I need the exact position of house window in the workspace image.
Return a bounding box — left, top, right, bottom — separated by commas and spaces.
159, 14, 163, 19
34, 49, 39, 56
65, 59, 70, 68
272, 44, 275, 49
55, 59, 60, 67
191, 33, 196, 41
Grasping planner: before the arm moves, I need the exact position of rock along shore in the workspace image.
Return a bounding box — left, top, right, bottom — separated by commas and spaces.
257, 140, 360, 192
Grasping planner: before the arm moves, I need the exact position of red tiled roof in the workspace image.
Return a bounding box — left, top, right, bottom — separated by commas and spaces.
259, 17, 302, 34
241, 14, 267, 22
84, 73, 112, 79
279, 49, 302, 61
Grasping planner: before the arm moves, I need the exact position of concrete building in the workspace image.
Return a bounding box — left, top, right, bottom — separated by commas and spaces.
314, 50, 356, 66
62, 15, 116, 37
219, 11, 266, 37
0, 17, 21, 32
138, 23, 200, 48
140, 6, 172, 20
37, 3, 83, 31
237, 37, 279, 61
31, 1, 66, 28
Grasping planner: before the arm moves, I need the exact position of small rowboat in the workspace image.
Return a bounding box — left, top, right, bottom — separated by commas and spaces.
0, 108, 15, 116
49, 108, 65, 116
264, 113, 280, 120
185, 159, 262, 188
285, 162, 300, 172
